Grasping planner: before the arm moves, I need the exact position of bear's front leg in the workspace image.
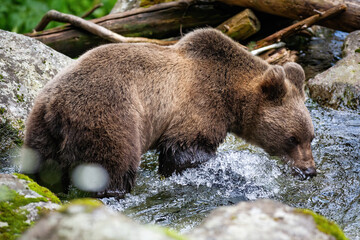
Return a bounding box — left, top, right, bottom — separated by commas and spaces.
158, 143, 215, 177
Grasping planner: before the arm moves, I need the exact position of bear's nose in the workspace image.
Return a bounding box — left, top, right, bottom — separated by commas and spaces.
304, 167, 317, 178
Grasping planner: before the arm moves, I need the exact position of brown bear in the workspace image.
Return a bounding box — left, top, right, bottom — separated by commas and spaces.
23, 28, 316, 196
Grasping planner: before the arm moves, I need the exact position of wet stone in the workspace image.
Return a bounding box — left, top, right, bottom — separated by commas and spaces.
308, 30, 360, 110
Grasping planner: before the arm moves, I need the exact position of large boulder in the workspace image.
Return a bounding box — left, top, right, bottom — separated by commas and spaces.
0, 30, 73, 152
0, 173, 61, 240
308, 30, 360, 110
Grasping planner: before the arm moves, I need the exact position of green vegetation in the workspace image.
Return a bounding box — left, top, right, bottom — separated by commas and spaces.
160, 227, 189, 240
0, 118, 23, 152
59, 198, 103, 213
296, 209, 348, 240
0, 174, 62, 240
14, 173, 61, 204
0, 0, 117, 33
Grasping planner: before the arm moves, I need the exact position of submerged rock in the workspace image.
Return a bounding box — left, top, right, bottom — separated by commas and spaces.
188, 199, 346, 240
0, 30, 73, 152
0, 173, 61, 240
308, 30, 360, 110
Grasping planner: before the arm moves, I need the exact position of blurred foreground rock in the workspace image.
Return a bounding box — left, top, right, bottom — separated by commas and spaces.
308, 30, 360, 110
0, 30, 74, 152
0, 173, 61, 240
188, 199, 344, 240
18, 195, 346, 240
20, 198, 186, 240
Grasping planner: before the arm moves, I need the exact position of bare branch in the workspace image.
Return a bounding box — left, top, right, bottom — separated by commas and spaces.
255, 4, 346, 48
81, 3, 104, 18
34, 10, 176, 45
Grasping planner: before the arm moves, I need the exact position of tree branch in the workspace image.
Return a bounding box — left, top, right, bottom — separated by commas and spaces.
255, 4, 347, 48
34, 10, 176, 45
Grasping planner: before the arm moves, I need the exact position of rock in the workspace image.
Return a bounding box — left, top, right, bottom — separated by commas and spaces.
20, 199, 188, 240
19, 197, 347, 240
0, 173, 61, 240
0, 30, 74, 152
308, 30, 360, 110
187, 199, 346, 240
110, 0, 141, 13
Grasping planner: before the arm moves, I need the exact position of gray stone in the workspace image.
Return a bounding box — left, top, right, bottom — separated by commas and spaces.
0, 30, 73, 152
187, 199, 337, 240
20, 200, 188, 240
110, 0, 141, 13
308, 30, 360, 110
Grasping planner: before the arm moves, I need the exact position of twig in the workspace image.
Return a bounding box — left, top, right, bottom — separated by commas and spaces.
255, 4, 346, 48
33, 10, 176, 45
81, 3, 103, 18
251, 42, 286, 55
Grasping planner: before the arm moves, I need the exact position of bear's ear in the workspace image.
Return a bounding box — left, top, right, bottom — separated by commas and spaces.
284, 62, 305, 95
260, 65, 287, 101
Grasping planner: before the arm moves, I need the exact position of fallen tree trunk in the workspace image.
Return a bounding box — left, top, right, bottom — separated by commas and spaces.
217, 0, 360, 32
26, 0, 240, 57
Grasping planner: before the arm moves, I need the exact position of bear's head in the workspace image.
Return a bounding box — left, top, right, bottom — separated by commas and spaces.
248, 62, 316, 179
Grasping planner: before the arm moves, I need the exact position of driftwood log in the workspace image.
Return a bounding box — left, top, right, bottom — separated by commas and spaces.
217, 0, 360, 32
26, 0, 241, 57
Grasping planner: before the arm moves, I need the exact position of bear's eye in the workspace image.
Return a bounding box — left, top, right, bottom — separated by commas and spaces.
288, 136, 299, 146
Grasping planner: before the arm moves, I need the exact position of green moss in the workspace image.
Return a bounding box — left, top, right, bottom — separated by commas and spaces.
0, 185, 52, 240
296, 209, 348, 240
59, 198, 103, 213
0, 107, 5, 115
14, 173, 61, 204
161, 227, 189, 240
0, 118, 23, 152
15, 93, 25, 103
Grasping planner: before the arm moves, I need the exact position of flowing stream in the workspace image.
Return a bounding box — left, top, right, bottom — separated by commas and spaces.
1, 28, 359, 239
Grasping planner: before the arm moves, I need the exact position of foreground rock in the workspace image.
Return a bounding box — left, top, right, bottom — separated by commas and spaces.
188, 199, 346, 240
0, 174, 61, 240
19, 196, 347, 240
308, 30, 360, 110
20, 199, 186, 240
0, 30, 73, 152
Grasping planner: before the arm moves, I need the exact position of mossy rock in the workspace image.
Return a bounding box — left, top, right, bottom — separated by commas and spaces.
296, 209, 348, 240
21, 198, 190, 240
0, 174, 61, 240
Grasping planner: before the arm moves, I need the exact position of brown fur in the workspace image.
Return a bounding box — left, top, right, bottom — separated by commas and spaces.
24, 28, 315, 196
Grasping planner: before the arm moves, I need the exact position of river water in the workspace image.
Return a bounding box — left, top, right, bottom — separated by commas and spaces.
1, 28, 359, 239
